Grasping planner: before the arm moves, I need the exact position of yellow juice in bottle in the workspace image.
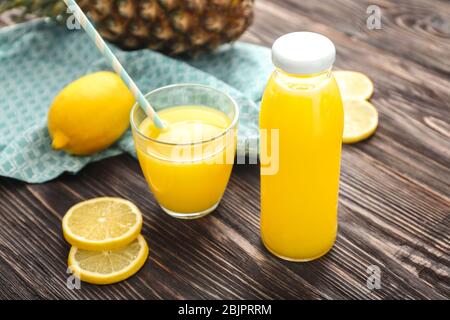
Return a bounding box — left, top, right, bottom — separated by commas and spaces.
260, 32, 343, 261
134, 105, 236, 216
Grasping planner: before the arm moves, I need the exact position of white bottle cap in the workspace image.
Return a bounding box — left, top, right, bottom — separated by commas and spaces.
272, 32, 336, 75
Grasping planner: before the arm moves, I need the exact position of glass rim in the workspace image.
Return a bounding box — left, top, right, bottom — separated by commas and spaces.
130, 83, 239, 147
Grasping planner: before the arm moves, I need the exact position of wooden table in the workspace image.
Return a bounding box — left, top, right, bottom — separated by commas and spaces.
0, 0, 449, 300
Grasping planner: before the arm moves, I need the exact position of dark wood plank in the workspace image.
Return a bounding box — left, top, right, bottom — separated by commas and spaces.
0, 0, 449, 299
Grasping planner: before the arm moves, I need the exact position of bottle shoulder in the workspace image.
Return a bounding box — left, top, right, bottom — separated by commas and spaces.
263, 70, 341, 99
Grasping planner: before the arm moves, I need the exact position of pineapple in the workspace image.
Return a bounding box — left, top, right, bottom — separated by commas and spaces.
0, 0, 254, 55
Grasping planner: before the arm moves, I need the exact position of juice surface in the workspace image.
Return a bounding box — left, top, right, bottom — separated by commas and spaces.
140, 106, 230, 144
260, 71, 343, 261
135, 106, 236, 214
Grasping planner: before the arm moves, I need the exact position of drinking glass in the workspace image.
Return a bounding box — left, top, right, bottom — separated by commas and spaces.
131, 84, 239, 219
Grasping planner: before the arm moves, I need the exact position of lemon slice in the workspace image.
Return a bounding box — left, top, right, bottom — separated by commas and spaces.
68, 234, 149, 285
343, 100, 378, 144
334, 71, 374, 100
62, 197, 143, 251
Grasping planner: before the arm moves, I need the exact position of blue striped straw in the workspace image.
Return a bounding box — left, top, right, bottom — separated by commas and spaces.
63, 0, 166, 129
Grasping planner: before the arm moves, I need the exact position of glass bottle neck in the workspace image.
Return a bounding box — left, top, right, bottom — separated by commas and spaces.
274, 68, 332, 91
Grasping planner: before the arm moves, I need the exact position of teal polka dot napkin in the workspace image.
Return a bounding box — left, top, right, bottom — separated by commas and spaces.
0, 19, 272, 183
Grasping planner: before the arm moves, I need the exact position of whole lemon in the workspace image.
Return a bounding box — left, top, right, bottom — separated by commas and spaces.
48, 72, 135, 155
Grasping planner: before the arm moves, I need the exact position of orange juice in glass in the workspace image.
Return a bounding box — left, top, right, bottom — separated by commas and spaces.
131, 84, 238, 219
